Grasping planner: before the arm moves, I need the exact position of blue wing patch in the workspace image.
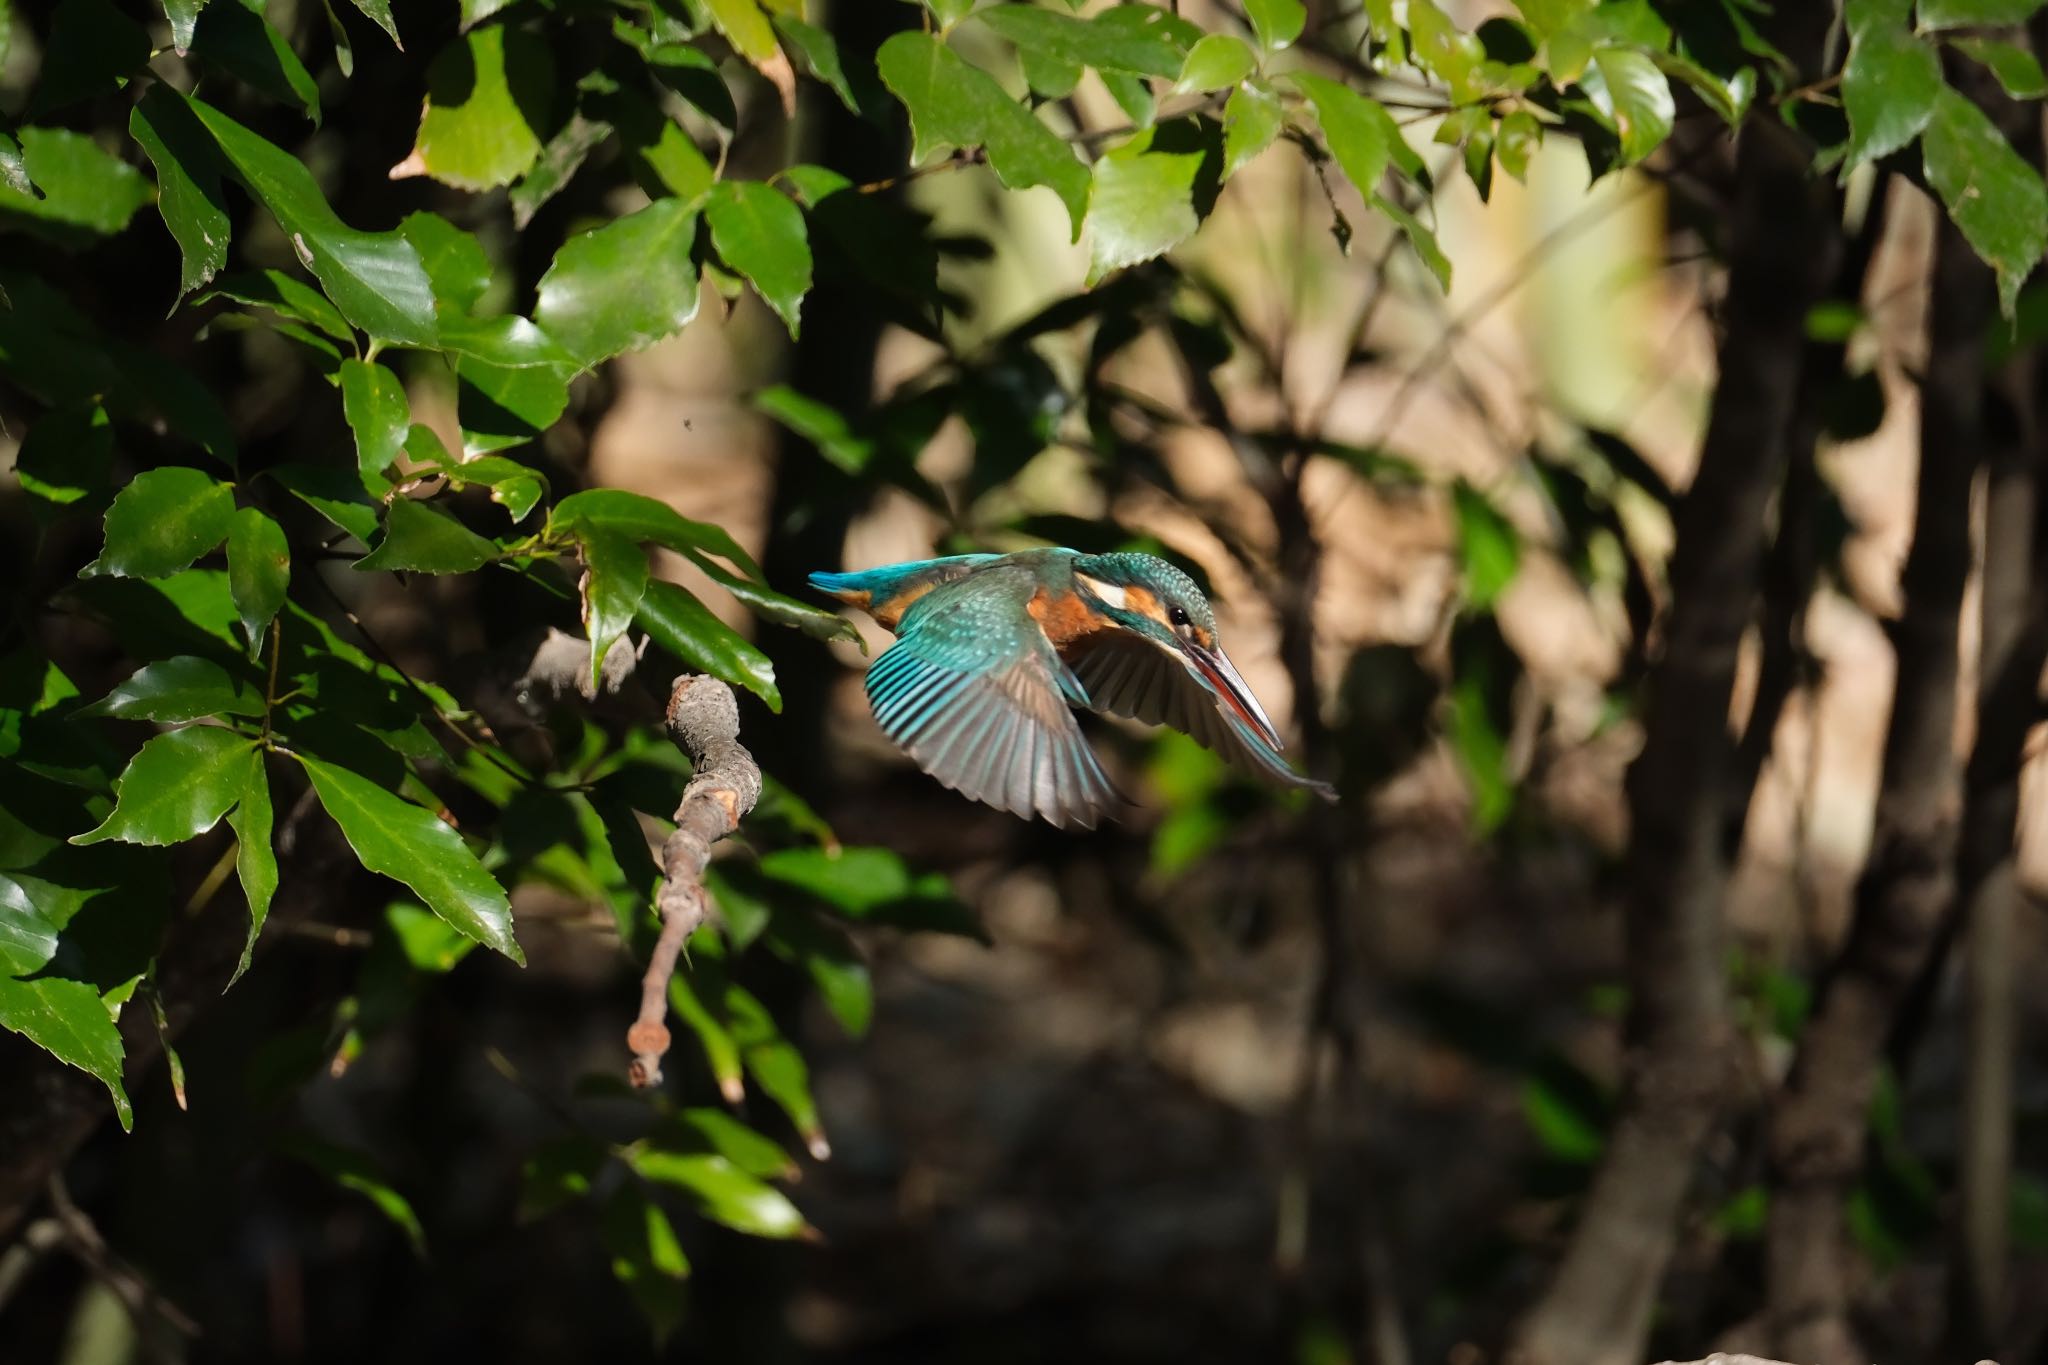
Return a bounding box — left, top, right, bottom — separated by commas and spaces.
863, 568, 1122, 828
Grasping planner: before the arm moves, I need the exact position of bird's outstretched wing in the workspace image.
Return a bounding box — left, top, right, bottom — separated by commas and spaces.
1066, 631, 1336, 800
864, 565, 1123, 828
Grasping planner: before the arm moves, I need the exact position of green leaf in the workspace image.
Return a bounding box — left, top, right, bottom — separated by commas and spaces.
354, 496, 501, 574
1923, 84, 2048, 317
511, 115, 609, 229
165, 0, 210, 54
81, 656, 262, 723
433, 454, 548, 523
579, 530, 651, 693
0, 129, 29, 198
1102, 70, 1157, 129
339, 358, 409, 493
73, 727, 257, 846
636, 580, 781, 710
692, 554, 860, 646
533, 199, 701, 370
601, 1184, 687, 1343
706, 182, 812, 338
191, 0, 322, 123
187, 93, 438, 346
667, 1109, 796, 1181
0, 128, 151, 239
298, 754, 522, 963
877, 31, 1090, 237
344, 0, 399, 45
399, 24, 553, 191
200, 269, 355, 343
519, 1134, 605, 1221
1919, 0, 2048, 26
1841, 0, 1941, 167
753, 385, 872, 473
1581, 48, 1673, 166
14, 403, 113, 514
0, 887, 130, 1127
130, 86, 232, 297
1452, 479, 1520, 608
1291, 73, 1396, 200
1497, 109, 1542, 180
456, 356, 572, 462
283, 1138, 427, 1255
399, 211, 492, 314
973, 4, 1186, 77
725, 982, 825, 1151
549, 489, 764, 579
1409, 0, 1487, 99
84, 467, 235, 580
753, 845, 973, 934
25, 0, 151, 118
269, 463, 380, 544
627, 1150, 808, 1239
227, 757, 275, 984
774, 15, 859, 112
1222, 81, 1283, 179
383, 901, 478, 972
668, 973, 742, 1100
226, 508, 290, 657
1243, 0, 1306, 52
1950, 36, 2048, 100
582, 79, 715, 202
1176, 33, 1255, 92
703, 0, 778, 64
1374, 194, 1452, 290
1085, 124, 1210, 285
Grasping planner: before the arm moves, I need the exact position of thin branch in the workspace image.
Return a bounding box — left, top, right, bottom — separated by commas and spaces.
626, 674, 762, 1088
45, 1175, 200, 1358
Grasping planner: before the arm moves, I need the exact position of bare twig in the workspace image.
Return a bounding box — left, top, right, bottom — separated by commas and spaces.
626, 675, 762, 1088
46, 1175, 200, 1357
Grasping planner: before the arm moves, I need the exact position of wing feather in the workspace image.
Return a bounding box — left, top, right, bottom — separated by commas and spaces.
862, 565, 1122, 828
1067, 632, 1334, 799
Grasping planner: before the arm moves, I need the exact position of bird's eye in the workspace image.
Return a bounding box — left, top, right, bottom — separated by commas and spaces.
1168, 605, 1191, 629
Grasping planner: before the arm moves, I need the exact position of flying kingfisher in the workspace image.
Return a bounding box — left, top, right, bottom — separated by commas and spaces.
810, 549, 1336, 828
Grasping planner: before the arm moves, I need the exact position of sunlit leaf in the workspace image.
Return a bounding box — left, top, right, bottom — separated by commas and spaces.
81, 656, 262, 723
354, 495, 500, 574
636, 580, 781, 711
398, 24, 553, 191
83, 466, 235, 580
1923, 83, 2048, 316
534, 199, 701, 369
187, 93, 438, 345
227, 757, 276, 983
226, 508, 290, 658
1841, 0, 1940, 168
707, 181, 812, 338
73, 726, 257, 846
298, 754, 522, 963
877, 30, 1090, 236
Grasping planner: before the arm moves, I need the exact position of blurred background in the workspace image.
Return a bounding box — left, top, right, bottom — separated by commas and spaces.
5, 0, 2048, 1363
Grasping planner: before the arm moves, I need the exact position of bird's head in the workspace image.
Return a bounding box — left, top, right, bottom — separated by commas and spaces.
1071, 552, 1286, 751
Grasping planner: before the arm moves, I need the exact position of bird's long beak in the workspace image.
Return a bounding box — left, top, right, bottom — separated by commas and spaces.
1186, 642, 1286, 752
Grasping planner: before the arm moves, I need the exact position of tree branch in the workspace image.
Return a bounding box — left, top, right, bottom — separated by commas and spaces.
626, 674, 762, 1088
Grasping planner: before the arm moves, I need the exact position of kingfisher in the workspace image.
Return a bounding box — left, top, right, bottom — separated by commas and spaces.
810, 549, 1336, 828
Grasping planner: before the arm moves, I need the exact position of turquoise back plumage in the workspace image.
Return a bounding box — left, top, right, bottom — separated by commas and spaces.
813, 550, 1333, 826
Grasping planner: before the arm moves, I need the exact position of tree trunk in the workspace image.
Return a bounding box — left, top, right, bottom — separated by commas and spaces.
1507, 114, 1843, 1365
1763, 212, 1991, 1365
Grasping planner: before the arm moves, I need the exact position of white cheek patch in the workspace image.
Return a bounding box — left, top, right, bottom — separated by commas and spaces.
1077, 575, 1127, 610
